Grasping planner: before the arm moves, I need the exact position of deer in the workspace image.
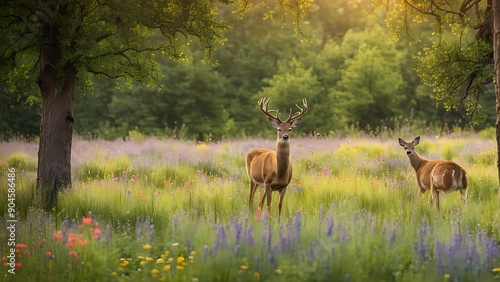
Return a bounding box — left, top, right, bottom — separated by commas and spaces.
246, 97, 307, 219
398, 136, 468, 211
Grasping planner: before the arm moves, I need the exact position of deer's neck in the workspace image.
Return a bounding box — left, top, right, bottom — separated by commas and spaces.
409, 152, 428, 172
275, 141, 291, 176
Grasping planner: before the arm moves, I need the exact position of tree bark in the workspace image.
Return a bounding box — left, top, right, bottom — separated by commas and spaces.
493, 0, 500, 200
36, 29, 75, 210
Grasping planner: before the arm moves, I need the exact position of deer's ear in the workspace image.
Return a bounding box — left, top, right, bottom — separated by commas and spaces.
268, 117, 279, 128
290, 118, 302, 128
412, 136, 420, 146
398, 138, 406, 147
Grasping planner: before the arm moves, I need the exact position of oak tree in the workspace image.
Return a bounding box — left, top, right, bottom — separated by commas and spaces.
0, 0, 311, 210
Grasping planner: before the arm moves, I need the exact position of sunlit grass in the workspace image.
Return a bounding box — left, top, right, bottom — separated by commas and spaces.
1, 135, 500, 281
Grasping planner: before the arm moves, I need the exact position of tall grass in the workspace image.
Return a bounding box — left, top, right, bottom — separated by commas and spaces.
1, 135, 500, 281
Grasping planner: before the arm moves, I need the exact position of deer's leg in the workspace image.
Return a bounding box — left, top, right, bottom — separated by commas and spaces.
249, 182, 258, 208
277, 188, 287, 219
418, 188, 425, 199
430, 181, 440, 211
460, 188, 467, 204
265, 186, 272, 217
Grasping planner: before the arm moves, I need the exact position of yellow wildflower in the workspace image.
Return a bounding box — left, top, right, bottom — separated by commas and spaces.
151, 269, 159, 278
190, 251, 196, 256
111, 272, 117, 276
139, 261, 146, 267
146, 257, 154, 262
444, 274, 451, 279
120, 258, 129, 267
241, 265, 249, 270
168, 257, 174, 263
176, 265, 185, 270
493, 268, 500, 273
172, 243, 179, 247
275, 269, 283, 275
177, 256, 185, 263
254, 272, 260, 280
156, 258, 165, 264
163, 264, 171, 271
143, 244, 152, 250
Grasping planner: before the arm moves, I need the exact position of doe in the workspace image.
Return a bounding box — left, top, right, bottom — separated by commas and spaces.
398, 136, 468, 211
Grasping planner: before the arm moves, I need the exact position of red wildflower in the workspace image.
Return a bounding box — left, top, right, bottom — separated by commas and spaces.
82, 217, 92, 226
69, 251, 78, 260
46, 252, 52, 258
15, 243, 27, 250
91, 227, 101, 238
54, 230, 63, 242
15, 262, 21, 268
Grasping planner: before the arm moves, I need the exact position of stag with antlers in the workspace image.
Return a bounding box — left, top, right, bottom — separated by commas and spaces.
246, 97, 308, 219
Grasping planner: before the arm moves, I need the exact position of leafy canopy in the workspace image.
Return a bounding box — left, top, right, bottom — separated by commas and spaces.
0, 0, 312, 94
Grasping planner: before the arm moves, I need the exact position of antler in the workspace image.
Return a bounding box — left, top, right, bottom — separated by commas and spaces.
258, 97, 282, 123
285, 98, 308, 122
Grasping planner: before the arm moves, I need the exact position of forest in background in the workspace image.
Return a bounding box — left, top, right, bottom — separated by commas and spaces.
0, 0, 496, 141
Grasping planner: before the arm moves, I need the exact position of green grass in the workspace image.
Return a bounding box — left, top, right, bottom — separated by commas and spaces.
1, 135, 500, 281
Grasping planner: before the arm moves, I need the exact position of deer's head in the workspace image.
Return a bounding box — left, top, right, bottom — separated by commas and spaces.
258, 97, 308, 143
398, 136, 420, 157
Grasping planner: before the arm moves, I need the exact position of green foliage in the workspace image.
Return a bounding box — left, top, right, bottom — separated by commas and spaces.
416, 40, 493, 124
332, 22, 405, 129
3, 152, 37, 172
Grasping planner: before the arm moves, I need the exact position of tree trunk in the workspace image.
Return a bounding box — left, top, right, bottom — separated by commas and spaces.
36, 45, 75, 211
494, 0, 500, 200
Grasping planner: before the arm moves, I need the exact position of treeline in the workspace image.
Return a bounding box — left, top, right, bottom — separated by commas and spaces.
0, 0, 496, 141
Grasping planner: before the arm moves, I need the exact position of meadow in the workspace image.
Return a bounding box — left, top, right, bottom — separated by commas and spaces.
1, 133, 500, 281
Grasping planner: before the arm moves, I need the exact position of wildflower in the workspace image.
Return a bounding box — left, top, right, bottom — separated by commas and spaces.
79, 239, 88, 247
444, 274, 451, 279
151, 269, 159, 278
493, 268, 500, 272
46, 252, 52, 258
111, 272, 117, 276
177, 256, 185, 263
192, 278, 199, 282
275, 269, 283, 275
54, 231, 63, 242
91, 227, 101, 238
140, 261, 146, 267
15, 243, 27, 250
190, 251, 196, 256
69, 251, 78, 260
15, 262, 22, 268
82, 217, 92, 226
168, 257, 174, 263
146, 257, 154, 262
156, 258, 165, 264
172, 243, 179, 247
254, 272, 260, 280
120, 258, 129, 267
143, 244, 152, 250
163, 265, 171, 271
241, 265, 249, 270
176, 265, 185, 270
